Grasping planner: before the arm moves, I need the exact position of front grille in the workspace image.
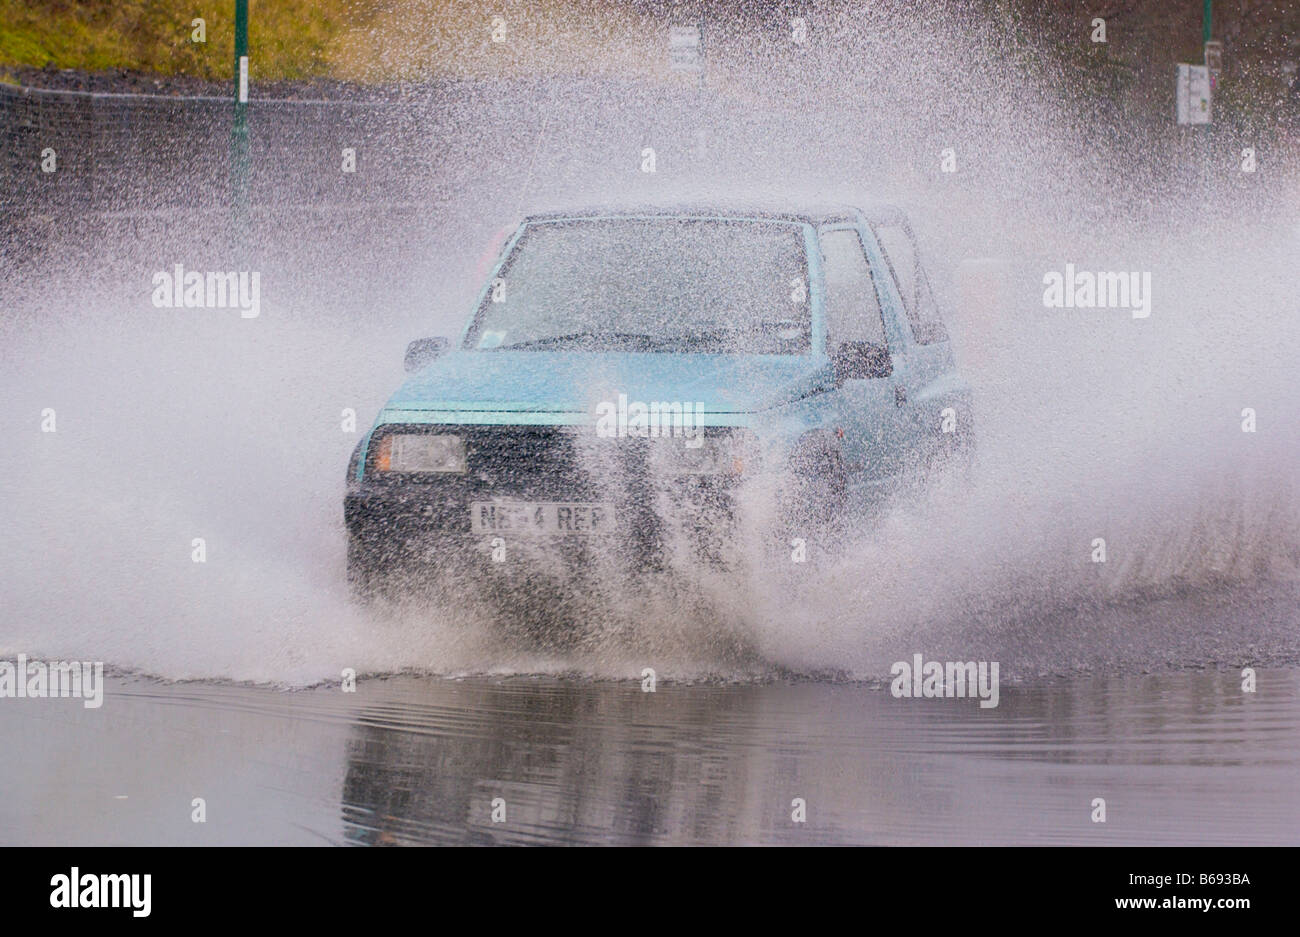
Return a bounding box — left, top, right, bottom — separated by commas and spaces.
466, 426, 588, 493
354, 424, 746, 564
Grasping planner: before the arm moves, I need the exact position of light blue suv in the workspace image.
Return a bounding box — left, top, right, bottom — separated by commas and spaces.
345, 203, 972, 596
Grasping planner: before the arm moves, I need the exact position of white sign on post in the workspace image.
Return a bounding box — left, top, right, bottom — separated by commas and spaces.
1176, 63, 1210, 124
1204, 40, 1223, 90
669, 25, 702, 74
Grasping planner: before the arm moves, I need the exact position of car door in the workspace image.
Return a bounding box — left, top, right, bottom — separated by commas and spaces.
870, 217, 972, 468
816, 226, 910, 489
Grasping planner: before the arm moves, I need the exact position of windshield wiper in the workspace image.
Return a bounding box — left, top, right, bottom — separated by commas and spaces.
496, 324, 805, 352
498, 331, 665, 350
648, 325, 803, 350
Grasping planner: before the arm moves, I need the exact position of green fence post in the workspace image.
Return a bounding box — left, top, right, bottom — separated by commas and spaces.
232, 0, 250, 230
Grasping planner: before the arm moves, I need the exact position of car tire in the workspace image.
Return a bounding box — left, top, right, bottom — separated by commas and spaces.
922, 428, 977, 487
347, 531, 379, 603
773, 442, 848, 561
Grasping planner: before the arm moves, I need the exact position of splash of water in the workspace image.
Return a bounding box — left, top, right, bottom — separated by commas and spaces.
2, 5, 1297, 684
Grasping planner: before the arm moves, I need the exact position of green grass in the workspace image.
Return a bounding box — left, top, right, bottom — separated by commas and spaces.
0, 0, 366, 80
0, 0, 673, 84
4, 0, 1295, 112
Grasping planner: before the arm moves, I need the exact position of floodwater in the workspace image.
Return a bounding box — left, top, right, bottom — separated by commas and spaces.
2, 584, 1296, 846
3, 8, 1299, 847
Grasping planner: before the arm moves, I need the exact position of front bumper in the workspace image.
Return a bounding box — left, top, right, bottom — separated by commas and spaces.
344, 424, 746, 570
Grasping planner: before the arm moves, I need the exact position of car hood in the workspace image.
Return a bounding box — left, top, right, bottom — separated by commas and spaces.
381, 350, 833, 418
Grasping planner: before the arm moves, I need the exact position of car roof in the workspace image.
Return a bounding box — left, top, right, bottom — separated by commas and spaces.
521, 200, 908, 228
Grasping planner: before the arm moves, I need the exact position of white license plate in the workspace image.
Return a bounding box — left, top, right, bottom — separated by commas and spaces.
470, 501, 616, 535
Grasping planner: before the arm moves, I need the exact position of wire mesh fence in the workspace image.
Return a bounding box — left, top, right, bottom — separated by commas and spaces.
0, 83, 433, 216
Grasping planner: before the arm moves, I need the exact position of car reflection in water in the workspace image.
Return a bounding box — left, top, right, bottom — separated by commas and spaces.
336, 665, 1300, 846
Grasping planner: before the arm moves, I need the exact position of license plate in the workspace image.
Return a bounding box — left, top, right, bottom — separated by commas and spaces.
470, 501, 616, 535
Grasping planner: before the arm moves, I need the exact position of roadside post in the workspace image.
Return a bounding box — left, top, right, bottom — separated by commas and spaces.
1174, 2, 1216, 208
1175, 60, 1210, 202
232, 0, 250, 234
669, 24, 704, 87
669, 23, 705, 166
1201, 1, 1215, 207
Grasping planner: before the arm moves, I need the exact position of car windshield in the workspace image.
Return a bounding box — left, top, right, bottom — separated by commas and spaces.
464, 217, 811, 354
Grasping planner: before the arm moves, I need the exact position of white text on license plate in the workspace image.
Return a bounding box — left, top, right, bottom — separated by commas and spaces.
470, 502, 616, 534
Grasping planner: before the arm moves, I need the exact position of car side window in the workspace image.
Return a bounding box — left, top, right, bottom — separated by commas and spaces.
818, 228, 887, 348
911, 269, 949, 344
873, 224, 949, 345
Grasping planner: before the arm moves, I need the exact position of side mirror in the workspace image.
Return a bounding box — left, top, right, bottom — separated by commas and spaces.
404, 337, 448, 372
832, 341, 892, 383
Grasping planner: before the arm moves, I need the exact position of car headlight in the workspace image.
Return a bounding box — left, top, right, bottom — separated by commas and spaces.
375, 432, 467, 474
